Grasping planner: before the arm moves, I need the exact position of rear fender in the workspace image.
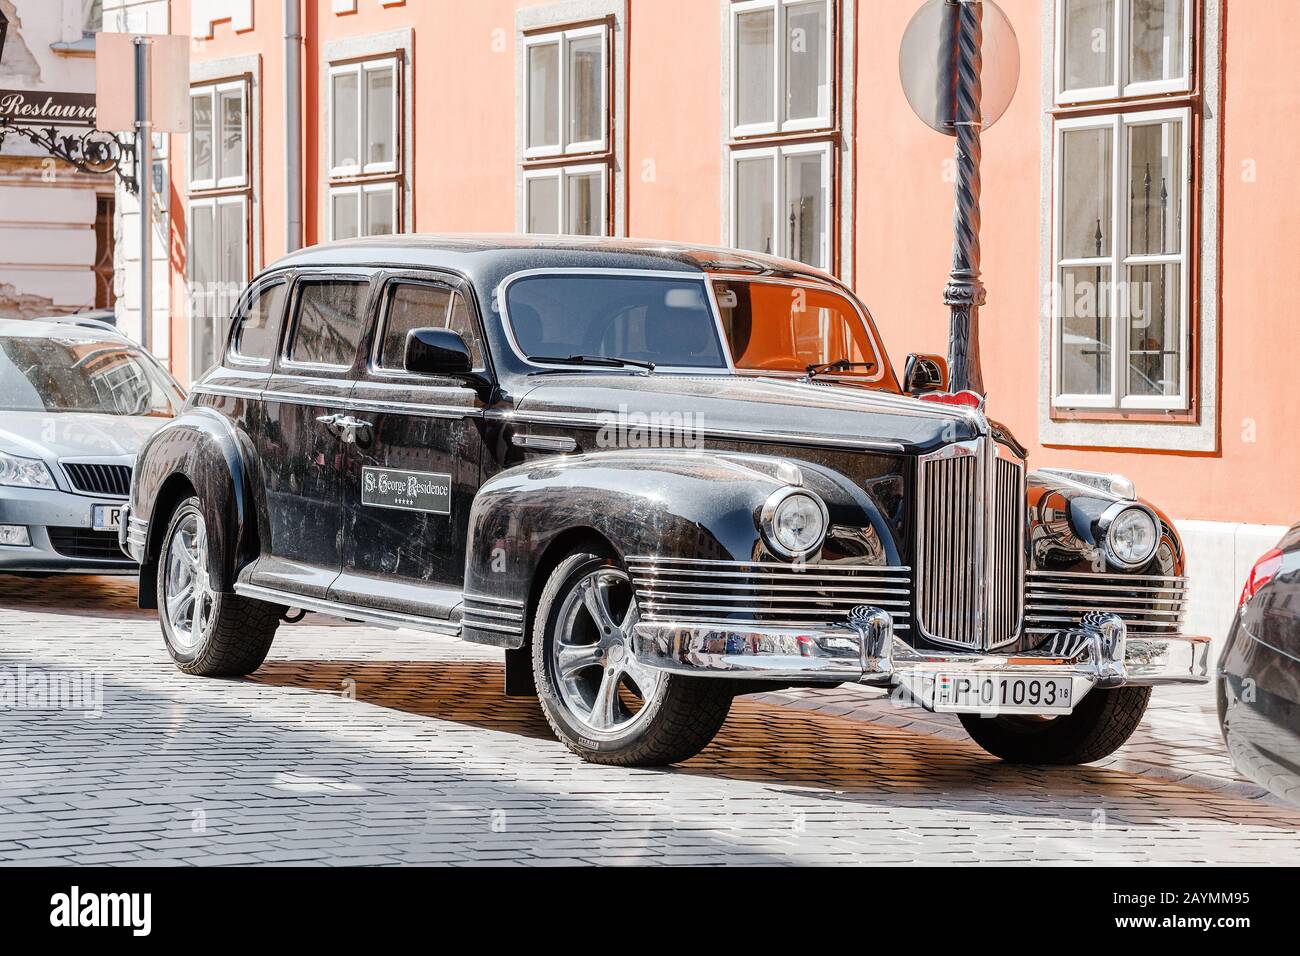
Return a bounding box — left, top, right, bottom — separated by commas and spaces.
132, 407, 259, 604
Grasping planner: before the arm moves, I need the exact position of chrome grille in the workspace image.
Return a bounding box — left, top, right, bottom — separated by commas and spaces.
62, 462, 132, 497
917, 453, 979, 646
915, 441, 1025, 649
626, 557, 913, 632
1025, 570, 1187, 638
990, 456, 1025, 643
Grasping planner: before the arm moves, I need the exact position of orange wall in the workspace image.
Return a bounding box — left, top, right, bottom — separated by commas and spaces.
172, 0, 1300, 525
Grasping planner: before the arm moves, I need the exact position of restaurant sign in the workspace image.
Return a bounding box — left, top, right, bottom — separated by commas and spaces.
0, 89, 98, 129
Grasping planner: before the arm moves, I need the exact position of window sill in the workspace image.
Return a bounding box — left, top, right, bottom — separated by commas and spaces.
521, 151, 613, 169
1038, 407, 1216, 453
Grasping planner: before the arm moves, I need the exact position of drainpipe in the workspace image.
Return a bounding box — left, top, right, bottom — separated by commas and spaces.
284, 0, 303, 253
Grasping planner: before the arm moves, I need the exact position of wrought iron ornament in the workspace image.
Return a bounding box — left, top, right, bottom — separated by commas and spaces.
0, 125, 137, 193
943, 0, 986, 395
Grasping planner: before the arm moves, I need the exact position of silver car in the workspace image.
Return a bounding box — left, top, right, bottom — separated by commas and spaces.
0, 317, 184, 575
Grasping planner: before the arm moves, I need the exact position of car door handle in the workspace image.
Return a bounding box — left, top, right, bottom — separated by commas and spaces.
316, 414, 372, 444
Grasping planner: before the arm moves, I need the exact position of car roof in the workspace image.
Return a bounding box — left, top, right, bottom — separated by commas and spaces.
271, 233, 840, 286
0, 317, 129, 341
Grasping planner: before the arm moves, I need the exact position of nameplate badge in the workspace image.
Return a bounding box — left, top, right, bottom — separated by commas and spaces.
361, 467, 452, 515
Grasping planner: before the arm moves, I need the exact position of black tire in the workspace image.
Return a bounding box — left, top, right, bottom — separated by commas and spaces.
958, 686, 1151, 765
157, 496, 280, 677
531, 552, 733, 766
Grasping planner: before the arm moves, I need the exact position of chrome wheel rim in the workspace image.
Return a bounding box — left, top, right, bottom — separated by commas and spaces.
164, 512, 213, 652
551, 566, 664, 735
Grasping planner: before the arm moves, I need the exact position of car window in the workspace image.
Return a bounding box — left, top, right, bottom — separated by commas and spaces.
231, 282, 286, 363
288, 280, 369, 368
377, 282, 485, 372
504, 274, 725, 368
715, 280, 882, 378
0, 335, 181, 417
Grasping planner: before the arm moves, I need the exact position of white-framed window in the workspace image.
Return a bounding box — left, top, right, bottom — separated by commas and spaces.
524, 164, 607, 237
524, 24, 609, 158
1056, 0, 1192, 104
329, 182, 399, 241
731, 0, 833, 137
187, 194, 249, 378
730, 141, 831, 270
329, 58, 398, 176
190, 80, 247, 191
328, 55, 402, 241
1051, 107, 1191, 410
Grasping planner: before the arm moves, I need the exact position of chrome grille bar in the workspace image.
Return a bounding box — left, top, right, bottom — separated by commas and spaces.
62, 462, 132, 497
1024, 570, 1187, 638
627, 557, 913, 632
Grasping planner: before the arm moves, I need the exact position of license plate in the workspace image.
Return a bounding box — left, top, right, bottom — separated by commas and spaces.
92, 504, 123, 532
933, 673, 1074, 715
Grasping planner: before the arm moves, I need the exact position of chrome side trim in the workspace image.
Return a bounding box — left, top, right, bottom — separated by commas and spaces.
233, 583, 463, 637
125, 515, 148, 553
511, 433, 578, 452
195, 383, 485, 421
462, 592, 527, 639
487, 408, 908, 453
191, 383, 263, 400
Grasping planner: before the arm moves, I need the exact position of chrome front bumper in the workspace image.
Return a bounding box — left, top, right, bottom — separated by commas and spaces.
632, 609, 1210, 711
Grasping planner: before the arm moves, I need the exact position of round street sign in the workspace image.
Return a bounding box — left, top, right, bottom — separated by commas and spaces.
899, 0, 1020, 135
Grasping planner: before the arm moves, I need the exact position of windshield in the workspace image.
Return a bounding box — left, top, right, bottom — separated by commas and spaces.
0, 335, 181, 417
504, 274, 726, 369
712, 279, 884, 380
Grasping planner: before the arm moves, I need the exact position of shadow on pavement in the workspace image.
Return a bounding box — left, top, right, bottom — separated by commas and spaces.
0, 573, 151, 619
247, 658, 1300, 828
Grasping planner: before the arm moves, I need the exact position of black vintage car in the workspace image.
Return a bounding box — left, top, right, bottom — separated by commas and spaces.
122, 236, 1209, 766
1219, 525, 1300, 806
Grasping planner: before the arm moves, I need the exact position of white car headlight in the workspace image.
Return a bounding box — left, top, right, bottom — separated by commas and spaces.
0, 451, 56, 490
1102, 504, 1159, 568
761, 488, 829, 559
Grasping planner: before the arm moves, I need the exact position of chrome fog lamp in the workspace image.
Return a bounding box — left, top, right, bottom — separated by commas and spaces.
1100, 503, 1159, 568
761, 488, 829, 559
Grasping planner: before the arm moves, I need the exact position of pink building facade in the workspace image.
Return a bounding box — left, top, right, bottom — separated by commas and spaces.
151, 0, 1299, 634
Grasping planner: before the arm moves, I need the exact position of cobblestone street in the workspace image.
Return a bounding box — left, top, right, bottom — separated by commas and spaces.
1, 575, 1298, 866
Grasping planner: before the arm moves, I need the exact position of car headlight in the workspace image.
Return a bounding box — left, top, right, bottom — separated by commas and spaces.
760, 488, 829, 559
1101, 504, 1159, 568
0, 451, 56, 490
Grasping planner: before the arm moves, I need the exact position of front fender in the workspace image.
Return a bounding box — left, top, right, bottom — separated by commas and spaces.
461, 448, 900, 647
132, 406, 259, 603
1027, 470, 1184, 577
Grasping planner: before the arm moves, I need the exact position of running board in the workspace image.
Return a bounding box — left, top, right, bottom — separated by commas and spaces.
234, 582, 463, 637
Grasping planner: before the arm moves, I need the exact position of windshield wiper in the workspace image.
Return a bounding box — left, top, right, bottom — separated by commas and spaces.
805, 358, 877, 379
528, 354, 657, 372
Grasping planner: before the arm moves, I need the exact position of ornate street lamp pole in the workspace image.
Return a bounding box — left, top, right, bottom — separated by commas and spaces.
943, 0, 985, 395
901, 0, 1018, 397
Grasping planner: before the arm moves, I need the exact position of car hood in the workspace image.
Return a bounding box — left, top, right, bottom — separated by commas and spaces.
0, 411, 169, 461
514, 373, 986, 454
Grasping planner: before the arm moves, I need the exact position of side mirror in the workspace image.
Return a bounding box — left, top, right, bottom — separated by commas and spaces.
405, 327, 473, 377
903, 353, 949, 395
